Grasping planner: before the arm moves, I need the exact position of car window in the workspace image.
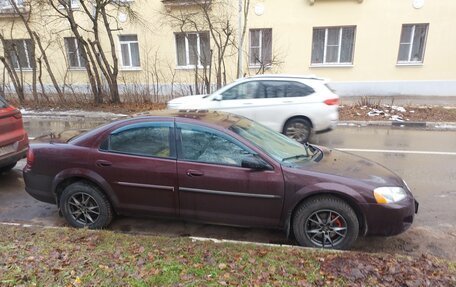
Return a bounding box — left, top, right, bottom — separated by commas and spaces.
0, 96, 9, 108
221, 81, 260, 100
102, 122, 173, 158
285, 82, 314, 97
178, 125, 252, 166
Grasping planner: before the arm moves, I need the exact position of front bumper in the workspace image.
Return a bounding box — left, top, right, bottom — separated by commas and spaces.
360, 196, 418, 236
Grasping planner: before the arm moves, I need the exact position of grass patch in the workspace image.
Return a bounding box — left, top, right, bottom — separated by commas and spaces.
0, 225, 454, 286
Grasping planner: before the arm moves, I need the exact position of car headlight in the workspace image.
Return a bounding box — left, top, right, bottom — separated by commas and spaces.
373, 187, 407, 204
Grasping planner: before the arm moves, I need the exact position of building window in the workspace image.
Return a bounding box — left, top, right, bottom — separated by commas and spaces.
64, 37, 85, 69
0, 0, 23, 9
311, 26, 356, 65
4, 39, 33, 70
119, 35, 140, 69
175, 32, 210, 68
397, 24, 428, 64
249, 29, 272, 67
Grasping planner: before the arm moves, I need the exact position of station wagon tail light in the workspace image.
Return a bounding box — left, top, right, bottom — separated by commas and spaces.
13, 109, 22, 119
324, 98, 339, 106
26, 148, 35, 168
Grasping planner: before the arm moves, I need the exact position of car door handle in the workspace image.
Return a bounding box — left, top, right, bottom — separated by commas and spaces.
282, 101, 293, 103
186, 169, 204, 177
243, 102, 253, 105
96, 160, 112, 167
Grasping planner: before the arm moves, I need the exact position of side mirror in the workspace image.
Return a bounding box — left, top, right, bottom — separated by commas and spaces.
241, 155, 271, 171
213, 94, 223, 101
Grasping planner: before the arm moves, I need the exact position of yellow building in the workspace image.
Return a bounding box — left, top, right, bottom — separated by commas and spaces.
0, 0, 455, 99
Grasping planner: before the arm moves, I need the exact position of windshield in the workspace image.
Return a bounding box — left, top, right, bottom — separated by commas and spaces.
229, 118, 311, 162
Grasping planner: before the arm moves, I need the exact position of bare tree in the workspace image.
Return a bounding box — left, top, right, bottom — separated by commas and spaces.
163, 0, 236, 92
43, 0, 142, 104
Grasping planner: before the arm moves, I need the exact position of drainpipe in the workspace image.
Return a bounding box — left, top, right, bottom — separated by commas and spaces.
237, 0, 243, 79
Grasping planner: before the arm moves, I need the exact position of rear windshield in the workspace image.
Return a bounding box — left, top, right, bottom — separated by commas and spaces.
0, 96, 8, 108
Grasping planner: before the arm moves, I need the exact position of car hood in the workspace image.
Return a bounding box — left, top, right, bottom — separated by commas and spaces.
167, 94, 209, 108
289, 148, 404, 188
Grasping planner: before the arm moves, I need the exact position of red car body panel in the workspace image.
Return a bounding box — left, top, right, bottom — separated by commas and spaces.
0, 96, 28, 169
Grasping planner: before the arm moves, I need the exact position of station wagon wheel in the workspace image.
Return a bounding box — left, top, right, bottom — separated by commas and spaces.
292, 196, 359, 250
0, 162, 16, 173
60, 182, 113, 229
283, 118, 312, 144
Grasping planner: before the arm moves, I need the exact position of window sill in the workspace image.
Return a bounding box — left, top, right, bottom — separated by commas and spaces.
14, 68, 33, 72
120, 67, 142, 71
248, 65, 272, 69
396, 62, 423, 67
310, 64, 354, 68
175, 66, 209, 70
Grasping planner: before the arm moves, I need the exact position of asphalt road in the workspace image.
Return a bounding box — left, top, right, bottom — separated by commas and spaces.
1, 118, 455, 259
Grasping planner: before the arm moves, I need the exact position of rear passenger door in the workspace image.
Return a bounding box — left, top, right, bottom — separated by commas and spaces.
248, 81, 315, 131
95, 121, 178, 217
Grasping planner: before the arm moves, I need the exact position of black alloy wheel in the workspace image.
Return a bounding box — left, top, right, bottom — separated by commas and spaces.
293, 196, 359, 250
60, 182, 113, 229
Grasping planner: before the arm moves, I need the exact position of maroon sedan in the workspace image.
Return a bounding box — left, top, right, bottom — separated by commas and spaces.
24, 110, 417, 249
0, 95, 28, 173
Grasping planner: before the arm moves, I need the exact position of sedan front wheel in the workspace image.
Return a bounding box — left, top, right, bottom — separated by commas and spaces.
292, 196, 359, 250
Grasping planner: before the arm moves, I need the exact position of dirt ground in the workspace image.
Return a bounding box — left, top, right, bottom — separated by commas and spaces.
339, 105, 456, 122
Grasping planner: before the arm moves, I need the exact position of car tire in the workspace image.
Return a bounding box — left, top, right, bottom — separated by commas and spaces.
60, 181, 113, 229
292, 196, 359, 250
283, 118, 312, 144
0, 162, 16, 174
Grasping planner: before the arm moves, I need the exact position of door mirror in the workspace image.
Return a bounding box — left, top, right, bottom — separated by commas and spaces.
241, 155, 271, 171
213, 94, 223, 101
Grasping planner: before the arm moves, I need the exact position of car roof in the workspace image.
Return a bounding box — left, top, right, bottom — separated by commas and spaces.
70, 110, 244, 146
134, 109, 244, 127
245, 74, 325, 81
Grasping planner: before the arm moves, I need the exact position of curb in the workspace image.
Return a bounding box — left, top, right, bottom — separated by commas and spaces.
338, 121, 456, 130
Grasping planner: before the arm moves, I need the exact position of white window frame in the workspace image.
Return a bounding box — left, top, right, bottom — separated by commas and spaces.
64, 37, 85, 70
397, 24, 428, 65
58, 0, 79, 10
6, 39, 32, 70
119, 34, 141, 70
311, 26, 356, 67
0, 0, 23, 9
249, 29, 272, 68
175, 32, 208, 69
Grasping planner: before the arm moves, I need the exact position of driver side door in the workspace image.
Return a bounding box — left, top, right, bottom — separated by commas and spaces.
175, 122, 284, 227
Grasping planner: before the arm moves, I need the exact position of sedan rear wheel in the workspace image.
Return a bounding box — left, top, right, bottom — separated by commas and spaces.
293, 196, 359, 250
283, 118, 312, 144
60, 182, 113, 229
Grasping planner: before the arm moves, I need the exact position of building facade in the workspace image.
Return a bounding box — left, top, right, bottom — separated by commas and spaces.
0, 0, 455, 99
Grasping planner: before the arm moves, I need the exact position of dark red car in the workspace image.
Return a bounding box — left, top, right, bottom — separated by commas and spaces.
24, 110, 417, 249
0, 95, 28, 173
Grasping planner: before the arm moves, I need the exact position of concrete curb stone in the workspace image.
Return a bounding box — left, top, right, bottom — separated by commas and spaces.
338, 121, 456, 130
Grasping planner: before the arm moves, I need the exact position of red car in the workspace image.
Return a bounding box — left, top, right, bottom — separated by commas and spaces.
24, 110, 417, 249
0, 96, 28, 173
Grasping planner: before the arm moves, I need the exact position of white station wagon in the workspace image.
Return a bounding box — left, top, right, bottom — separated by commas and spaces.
167, 75, 339, 143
